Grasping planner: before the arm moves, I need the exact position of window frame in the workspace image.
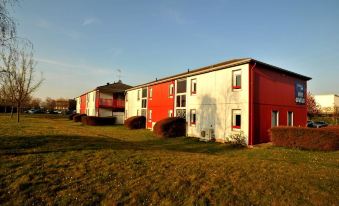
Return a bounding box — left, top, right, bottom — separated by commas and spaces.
232, 109, 241, 130
190, 109, 196, 125
191, 78, 197, 95
148, 110, 152, 122
149, 87, 153, 99
169, 84, 174, 97
232, 70, 242, 90
272, 110, 279, 127
287, 111, 293, 126
176, 94, 186, 108
168, 110, 173, 117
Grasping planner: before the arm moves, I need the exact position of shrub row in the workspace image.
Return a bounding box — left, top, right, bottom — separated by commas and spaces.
81, 116, 116, 126
73, 114, 87, 122
153, 117, 186, 138
270, 127, 339, 151
124, 116, 146, 129
68, 113, 77, 120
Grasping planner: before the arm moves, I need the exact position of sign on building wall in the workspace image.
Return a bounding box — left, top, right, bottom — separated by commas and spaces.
295, 82, 306, 104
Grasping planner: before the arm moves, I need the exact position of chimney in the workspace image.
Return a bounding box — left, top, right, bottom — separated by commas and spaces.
106, 82, 109, 85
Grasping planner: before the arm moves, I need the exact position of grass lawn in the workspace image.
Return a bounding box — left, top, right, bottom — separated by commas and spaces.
0, 115, 338, 205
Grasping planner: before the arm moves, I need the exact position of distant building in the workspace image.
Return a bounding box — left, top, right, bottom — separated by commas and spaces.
125, 58, 311, 145
75, 81, 132, 124
55, 99, 69, 110
314, 94, 339, 114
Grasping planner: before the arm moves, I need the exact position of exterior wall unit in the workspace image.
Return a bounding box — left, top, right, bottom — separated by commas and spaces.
186, 64, 250, 143
147, 80, 175, 129
125, 89, 143, 119
86, 91, 96, 116
251, 63, 308, 144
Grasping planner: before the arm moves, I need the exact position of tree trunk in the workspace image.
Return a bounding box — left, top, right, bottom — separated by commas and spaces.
4, 106, 7, 113
10, 106, 14, 118
17, 103, 20, 123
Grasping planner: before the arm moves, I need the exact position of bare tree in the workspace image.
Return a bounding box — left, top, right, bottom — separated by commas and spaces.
29, 97, 41, 109
0, 0, 17, 46
306, 92, 320, 118
0, 45, 43, 122
43, 97, 56, 111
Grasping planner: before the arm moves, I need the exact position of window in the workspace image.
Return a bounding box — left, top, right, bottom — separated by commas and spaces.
272, 111, 279, 127
176, 109, 186, 119
137, 90, 140, 100
232, 70, 242, 89
149, 88, 153, 99
142, 88, 147, 98
176, 95, 186, 107
177, 79, 187, 93
191, 79, 197, 95
141, 99, 147, 108
232, 110, 241, 129
141, 109, 147, 117
149, 110, 152, 121
137, 109, 139, 116
126, 93, 128, 101
287, 111, 293, 126
168, 110, 173, 117
190, 109, 196, 125
125, 110, 128, 119
169, 84, 174, 97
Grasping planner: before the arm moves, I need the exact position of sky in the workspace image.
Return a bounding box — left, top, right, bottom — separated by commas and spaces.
10, 0, 339, 99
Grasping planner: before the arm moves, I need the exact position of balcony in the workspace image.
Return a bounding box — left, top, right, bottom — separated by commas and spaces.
97, 98, 125, 108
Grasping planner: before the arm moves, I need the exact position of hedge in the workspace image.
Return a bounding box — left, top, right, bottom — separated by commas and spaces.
73, 114, 87, 122
270, 126, 339, 151
153, 117, 186, 138
68, 113, 77, 120
124, 116, 146, 129
81, 116, 116, 126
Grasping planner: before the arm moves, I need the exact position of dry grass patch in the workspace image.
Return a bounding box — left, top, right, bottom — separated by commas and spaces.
0, 114, 338, 205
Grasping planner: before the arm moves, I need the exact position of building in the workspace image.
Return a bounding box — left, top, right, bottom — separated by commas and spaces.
125, 58, 311, 145
54, 99, 69, 111
314, 94, 339, 115
76, 80, 132, 124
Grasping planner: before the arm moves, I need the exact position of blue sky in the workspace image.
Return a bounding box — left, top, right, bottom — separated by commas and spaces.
13, 0, 339, 99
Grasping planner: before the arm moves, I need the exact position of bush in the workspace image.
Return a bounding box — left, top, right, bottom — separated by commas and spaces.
226, 131, 247, 147
73, 114, 87, 122
153, 117, 186, 138
81, 116, 116, 126
124, 116, 146, 129
270, 127, 339, 151
68, 113, 77, 120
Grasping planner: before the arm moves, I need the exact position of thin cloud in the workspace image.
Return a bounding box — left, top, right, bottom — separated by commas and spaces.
35, 19, 83, 40
82, 17, 101, 26
36, 57, 115, 76
165, 9, 188, 25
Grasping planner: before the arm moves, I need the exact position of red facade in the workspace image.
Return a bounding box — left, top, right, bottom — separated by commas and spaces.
80, 95, 87, 114
147, 80, 175, 129
250, 63, 308, 144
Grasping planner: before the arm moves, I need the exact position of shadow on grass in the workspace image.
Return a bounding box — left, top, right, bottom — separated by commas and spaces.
0, 135, 243, 156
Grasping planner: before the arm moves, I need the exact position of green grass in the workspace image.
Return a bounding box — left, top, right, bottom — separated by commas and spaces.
0, 114, 338, 205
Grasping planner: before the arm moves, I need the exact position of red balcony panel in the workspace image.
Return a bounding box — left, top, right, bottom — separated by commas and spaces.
98, 98, 125, 108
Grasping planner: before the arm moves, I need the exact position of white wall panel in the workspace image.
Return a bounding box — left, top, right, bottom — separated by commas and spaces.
186, 64, 250, 143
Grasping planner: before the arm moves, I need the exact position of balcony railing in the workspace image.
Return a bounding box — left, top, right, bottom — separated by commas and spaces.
97, 98, 125, 108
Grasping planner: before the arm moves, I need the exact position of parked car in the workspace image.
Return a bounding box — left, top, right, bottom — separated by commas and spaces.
312, 121, 328, 128
307, 120, 314, 128
27, 109, 43, 114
